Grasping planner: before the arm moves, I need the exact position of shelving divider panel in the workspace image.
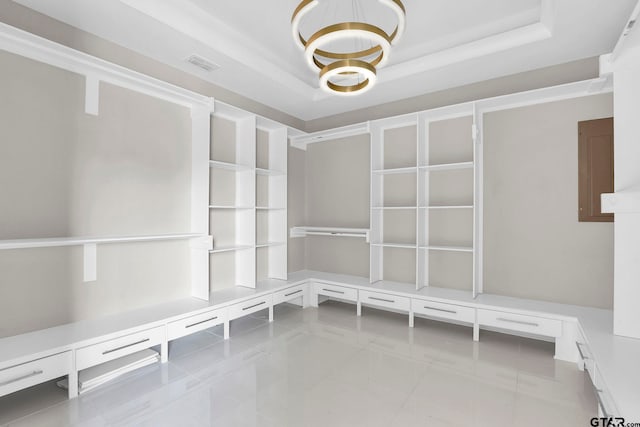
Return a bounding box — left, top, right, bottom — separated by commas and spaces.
191, 107, 212, 300
235, 247, 256, 288
260, 126, 288, 280
370, 123, 384, 283
472, 103, 484, 297
417, 114, 429, 290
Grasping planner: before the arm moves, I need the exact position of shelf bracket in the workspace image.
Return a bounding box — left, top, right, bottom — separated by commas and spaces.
83, 243, 97, 282
85, 75, 100, 116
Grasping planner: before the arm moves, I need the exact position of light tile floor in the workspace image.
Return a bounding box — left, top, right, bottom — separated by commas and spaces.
0, 301, 597, 426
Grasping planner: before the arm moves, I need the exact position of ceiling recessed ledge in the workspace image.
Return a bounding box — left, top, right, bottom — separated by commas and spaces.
11, 0, 637, 121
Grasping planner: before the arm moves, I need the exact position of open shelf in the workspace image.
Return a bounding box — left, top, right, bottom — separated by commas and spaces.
420, 245, 473, 253
256, 242, 286, 248
421, 205, 473, 210
209, 205, 253, 210
255, 168, 286, 176
372, 167, 418, 175
209, 160, 253, 171
371, 243, 417, 249
0, 233, 204, 250
421, 161, 474, 171
209, 245, 254, 254
372, 206, 417, 210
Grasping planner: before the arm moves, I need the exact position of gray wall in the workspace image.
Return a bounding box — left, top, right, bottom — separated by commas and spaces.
0, 51, 192, 337
299, 135, 371, 277
287, 146, 306, 273
483, 94, 614, 309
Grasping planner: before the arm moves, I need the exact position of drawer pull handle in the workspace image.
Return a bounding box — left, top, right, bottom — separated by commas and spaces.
323, 289, 345, 295
285, 290, 303, 297
186, 316, 219, 329
369, 296, 395, 303
243, 301, 266, 311
0, 370, 43, 387
103, 338, 150, 355
496, 317, 539, 327
576, 342, 589, 361
424, 306, 457, 314
595, 389, 611, 419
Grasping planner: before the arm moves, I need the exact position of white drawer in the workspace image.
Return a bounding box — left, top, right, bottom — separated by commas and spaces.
359, 290, 410, 312
314, 282, 358, 302
412, 299, 475, 324
0, 352, 72, 398
477, 309, 562, 338
273, 284, 306, 305
76, 326, 164, 371
228, 295, 272, 320
168, 308, 227, 341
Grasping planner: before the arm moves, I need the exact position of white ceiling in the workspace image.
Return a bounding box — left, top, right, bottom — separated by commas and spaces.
12, 0, 637, 121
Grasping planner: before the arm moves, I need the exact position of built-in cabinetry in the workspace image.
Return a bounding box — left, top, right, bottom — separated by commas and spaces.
0, 23, 297, 402
370, 106, 481, 296
208, 106, 288, 291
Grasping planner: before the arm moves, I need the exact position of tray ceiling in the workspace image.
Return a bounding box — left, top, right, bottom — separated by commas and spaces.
12, 0, 637, 120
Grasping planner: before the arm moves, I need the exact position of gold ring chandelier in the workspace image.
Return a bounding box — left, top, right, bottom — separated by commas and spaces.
291, 0, 406, 96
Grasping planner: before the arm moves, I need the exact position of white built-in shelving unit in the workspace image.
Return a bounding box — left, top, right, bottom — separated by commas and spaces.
208, 104, 288, 291
369, 105, 482, 296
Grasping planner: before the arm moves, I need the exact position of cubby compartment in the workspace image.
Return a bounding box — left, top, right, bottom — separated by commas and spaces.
255, 127, 287, 174
209, 247, 255, 290
256, 209, 286, 247
428, 168, 474, 206
425, 209, 473, 248
371, 173, 417, 208
256, 174, 286, 209
209, 169, 255, 208
419, 249, 473, 290
427, 116, 474, 166
210, 116, 255, 168
255, 244, 286, 282
382, 209, 417, 245
382, 125, 417, 170
382, 246, 417, 284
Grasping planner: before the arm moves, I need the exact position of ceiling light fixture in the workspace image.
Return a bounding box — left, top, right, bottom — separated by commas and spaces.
291, 0, 406, 96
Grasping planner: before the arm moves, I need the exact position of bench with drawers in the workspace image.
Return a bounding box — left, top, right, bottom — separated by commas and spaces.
1, 271, 635, 420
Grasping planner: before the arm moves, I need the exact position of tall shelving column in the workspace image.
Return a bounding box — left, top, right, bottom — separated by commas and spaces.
370, 114, 418, 285
417, 108, 476, 294
256, 121, 288, 282
209, 112, 257, 290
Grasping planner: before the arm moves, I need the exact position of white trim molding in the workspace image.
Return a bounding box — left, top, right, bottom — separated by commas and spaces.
0, 22, 215, 111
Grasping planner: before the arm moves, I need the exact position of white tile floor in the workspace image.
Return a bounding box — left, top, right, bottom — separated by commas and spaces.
0, 301, 597, 426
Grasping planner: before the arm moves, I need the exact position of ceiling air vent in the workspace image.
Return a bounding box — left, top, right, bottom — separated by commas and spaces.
185, 55, 220, 72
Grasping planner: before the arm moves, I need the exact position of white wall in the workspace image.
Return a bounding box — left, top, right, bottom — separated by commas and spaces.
611, 29, 640, 338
